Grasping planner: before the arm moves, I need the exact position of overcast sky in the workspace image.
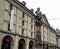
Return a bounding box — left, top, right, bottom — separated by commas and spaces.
19, 0, 60, 30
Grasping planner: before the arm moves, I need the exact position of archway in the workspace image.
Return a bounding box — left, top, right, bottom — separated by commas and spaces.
1, 35, 13, 49
29, 41, 34, 49
18, 38, 25, 49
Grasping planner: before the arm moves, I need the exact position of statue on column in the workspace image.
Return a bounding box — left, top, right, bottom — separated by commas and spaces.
35, 7, 42, 21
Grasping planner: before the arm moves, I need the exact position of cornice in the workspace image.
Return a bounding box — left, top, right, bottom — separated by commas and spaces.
42, 22, 57, 34
6, 0, 35, 18
0, 29, 35, 40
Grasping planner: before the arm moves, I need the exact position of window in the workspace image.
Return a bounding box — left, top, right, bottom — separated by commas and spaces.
37, 34, 41, 40
10, 4, 13, 11
31, 32, 33, 37
31, 18, 33, 23
31, 25, 33, 30
22, 12, 24, 18
1, 36, 13, 49
8, 23, 10, 30
22, 20, 24, 26
22, 29, 24, 35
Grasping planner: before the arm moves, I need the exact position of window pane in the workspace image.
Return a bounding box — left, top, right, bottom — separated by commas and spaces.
22, 20, 24, 26
22, 29, 24, 35
31, 25, 33, 30
22, 12, 24, 18
31, 32, 33, 37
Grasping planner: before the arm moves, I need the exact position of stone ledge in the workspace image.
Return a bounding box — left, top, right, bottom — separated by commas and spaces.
0, 29, 35, 40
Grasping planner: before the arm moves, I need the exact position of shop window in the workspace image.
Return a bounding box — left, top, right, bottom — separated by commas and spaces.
1, 35, 13, 49
18, 39, 25, 49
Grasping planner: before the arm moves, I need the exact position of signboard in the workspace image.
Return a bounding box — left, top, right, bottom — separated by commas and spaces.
10, 10, 14, 30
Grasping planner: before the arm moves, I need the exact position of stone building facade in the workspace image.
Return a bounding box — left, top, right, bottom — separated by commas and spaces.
56, 29, 60, 47
0, 0, 60, 49
0, 0, 35, 49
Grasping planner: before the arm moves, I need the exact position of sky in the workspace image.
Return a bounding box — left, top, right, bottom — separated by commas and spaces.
19, 0, 60, 30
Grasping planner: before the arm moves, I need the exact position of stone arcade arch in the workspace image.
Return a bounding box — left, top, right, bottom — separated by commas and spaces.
29, 40, 34, 49
1, 35, 13, 49
18, 38, 25, 49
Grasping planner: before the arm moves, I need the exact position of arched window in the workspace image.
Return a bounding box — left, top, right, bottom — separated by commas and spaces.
1, 35, 13, 49
29, 41, 34, 49
18, 38, 25, 49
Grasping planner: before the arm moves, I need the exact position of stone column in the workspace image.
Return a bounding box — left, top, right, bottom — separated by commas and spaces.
26, 38, 29, 49
0, 32, 2, 49
13, 36, 19, 49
